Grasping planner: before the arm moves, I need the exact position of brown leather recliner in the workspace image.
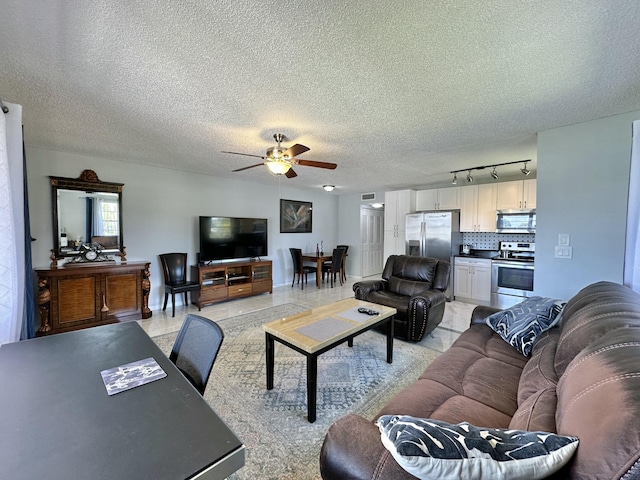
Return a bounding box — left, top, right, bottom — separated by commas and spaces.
353, 255, 450, 341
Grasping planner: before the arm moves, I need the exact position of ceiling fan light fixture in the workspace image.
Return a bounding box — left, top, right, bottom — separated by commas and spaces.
266, 160, 291, 175
322, 185, 335, 192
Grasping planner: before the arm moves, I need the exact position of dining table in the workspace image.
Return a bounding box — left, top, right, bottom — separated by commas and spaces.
301, 253, 332, 288
301, 252, 348, 288
0, 322, 244, 480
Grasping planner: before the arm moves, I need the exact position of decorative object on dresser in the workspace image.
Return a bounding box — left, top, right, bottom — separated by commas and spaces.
35, 262, 152, 336
49, 169, 126, 265
190, 259, 272, 309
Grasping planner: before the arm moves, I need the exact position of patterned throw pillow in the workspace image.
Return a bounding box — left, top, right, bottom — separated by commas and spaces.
376, 415, 578, 480
485, 296, 565, 356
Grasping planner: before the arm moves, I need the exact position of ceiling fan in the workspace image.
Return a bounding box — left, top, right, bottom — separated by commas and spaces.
223, 133, 337, 178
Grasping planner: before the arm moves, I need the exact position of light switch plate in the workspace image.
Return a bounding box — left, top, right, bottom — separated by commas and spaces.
555, 245, 573, 259
558, 234, 570, 246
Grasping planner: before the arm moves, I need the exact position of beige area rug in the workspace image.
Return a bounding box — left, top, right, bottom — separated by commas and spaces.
153, 304, 441, 479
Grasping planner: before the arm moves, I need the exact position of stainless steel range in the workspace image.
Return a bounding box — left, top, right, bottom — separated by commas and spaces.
491, 242, 535, 309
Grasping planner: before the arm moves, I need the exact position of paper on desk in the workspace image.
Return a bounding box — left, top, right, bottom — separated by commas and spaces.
101, 357, 167, 396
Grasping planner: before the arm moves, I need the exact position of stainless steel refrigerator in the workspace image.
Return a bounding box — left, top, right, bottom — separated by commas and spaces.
405, 211, 461, 300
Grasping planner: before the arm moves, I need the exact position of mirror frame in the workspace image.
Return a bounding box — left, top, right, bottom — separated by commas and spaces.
50, 170, 125, 264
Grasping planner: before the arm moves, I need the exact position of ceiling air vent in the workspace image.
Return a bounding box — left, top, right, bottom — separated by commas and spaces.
361, 192, 376, 201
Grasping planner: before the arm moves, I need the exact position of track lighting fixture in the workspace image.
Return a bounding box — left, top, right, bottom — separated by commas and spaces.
449, 159, 532, 184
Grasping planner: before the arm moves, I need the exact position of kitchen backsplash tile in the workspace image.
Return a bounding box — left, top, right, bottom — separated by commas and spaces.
462, 232, 535, 251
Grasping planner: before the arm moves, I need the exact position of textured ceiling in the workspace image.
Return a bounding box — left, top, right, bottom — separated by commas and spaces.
2, 1, 640, 194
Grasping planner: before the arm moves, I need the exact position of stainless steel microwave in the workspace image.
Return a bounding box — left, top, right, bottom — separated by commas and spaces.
496, 209, 536, 233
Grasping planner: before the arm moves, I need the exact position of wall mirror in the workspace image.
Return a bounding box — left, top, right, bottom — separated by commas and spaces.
50, 170, 125, 262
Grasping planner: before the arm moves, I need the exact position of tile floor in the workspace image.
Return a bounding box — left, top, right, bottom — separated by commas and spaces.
139, 276, 478, 351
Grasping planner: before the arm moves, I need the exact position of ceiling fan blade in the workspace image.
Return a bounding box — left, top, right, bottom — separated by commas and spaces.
296, 159, 338, 170
283, 144, 310, 158
285, 168, 298, 178
222, 151, 265, 159
232, 162, 265, 172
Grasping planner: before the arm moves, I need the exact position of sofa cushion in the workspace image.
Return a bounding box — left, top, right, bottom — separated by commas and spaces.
486, 296, 564, 357
555, 326, 640, 479
509, 329, 559, 432
376, 415, 579, 480
554, 281, 640, 375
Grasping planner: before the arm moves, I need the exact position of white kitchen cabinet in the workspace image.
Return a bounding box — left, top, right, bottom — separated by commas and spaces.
459, 184, 497, 232
454, 257, 491, 304
416, 187, 460, 211
383, 189, 415, 260
496, 179, 536, 210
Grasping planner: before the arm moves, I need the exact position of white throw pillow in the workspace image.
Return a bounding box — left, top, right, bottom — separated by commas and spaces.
376, 415, 578, 480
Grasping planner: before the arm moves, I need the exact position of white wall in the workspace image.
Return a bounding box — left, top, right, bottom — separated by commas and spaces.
27, 147, 340, 310
535, 109, 640, 300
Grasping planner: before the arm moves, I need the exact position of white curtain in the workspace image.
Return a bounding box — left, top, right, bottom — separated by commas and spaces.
0, 102, 24, 345
624, 120, 640, 293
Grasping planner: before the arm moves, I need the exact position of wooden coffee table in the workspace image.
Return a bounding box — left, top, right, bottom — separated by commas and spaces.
263, 298, 396, 423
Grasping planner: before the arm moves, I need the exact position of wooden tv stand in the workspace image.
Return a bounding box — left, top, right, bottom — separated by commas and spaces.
191, 259, 272, 308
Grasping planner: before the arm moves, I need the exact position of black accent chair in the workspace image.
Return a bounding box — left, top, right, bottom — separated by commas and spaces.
159, 253, 201, 317
322, 247, 347, 287
170, 314, 224, 395
353, 255, 450, 341
289, 248, 317, 289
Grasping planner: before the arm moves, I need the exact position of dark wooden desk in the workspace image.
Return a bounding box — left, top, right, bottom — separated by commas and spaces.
301, 253, 332, 288
0, 322, 244, 480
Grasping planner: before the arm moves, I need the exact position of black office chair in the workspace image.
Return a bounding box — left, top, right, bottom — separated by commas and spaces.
289, 248, 317, 290
322, 247, 347, 288
170, 314, 224, 396
159, 253, 201, 317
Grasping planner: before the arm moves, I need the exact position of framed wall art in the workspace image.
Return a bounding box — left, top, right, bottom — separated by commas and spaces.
280, 199, 312, 233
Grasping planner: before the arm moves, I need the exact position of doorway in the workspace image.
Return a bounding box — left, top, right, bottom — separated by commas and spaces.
360, 205, 384, 277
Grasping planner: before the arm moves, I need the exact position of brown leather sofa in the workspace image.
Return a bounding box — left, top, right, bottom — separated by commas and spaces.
353, 255, 450, 342
320, 281, 640, 479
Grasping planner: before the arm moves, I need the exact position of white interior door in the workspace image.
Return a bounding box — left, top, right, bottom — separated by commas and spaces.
361, 206, 384, 277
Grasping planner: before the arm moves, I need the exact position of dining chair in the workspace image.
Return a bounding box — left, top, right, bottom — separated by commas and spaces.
170, 314, 224, 395
322, 247, 347, 288
322, 244, 349, 283
289, 248, 317, 290
159, 253, 201, 317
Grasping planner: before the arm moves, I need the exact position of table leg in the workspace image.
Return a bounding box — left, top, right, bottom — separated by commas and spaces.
316, 259, 322, 288
386, 317, 394, 364
307, 354, 317, 423
266, 333, 274, 390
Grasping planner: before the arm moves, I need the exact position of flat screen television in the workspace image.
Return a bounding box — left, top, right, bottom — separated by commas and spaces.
199, 216, 268, 262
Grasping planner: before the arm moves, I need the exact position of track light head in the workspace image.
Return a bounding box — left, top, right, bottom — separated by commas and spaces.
491, 167, 499, 179
521, 161, 530, 176
466, 170, 473, 183
451, 173, 458, 185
